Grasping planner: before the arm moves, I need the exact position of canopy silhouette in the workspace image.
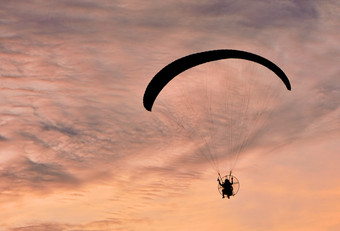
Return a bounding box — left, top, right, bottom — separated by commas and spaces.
143, 49, 291, 111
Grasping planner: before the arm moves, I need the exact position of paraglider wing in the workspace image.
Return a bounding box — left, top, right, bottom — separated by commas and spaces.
143, 49, 291, 111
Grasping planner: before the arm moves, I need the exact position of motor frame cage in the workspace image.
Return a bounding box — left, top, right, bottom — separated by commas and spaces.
218, 174, 240, 196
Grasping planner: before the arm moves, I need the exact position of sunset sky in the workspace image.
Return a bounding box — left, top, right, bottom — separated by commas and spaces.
0, 0, 339, 230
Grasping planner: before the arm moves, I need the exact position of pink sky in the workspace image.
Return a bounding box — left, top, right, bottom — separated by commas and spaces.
0, 0, 339, 230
